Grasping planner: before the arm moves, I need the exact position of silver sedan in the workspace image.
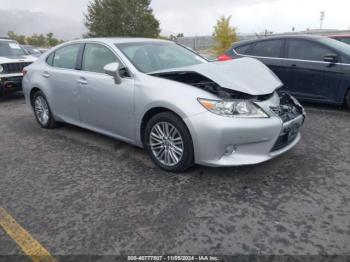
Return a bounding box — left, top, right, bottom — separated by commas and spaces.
22, 38, 305, 172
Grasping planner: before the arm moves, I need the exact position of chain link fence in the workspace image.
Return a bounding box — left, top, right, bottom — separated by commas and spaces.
177, 29, 350, 51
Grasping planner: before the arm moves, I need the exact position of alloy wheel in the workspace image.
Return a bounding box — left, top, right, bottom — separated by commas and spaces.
34, 96, 50, 126
149, 122, 184, 167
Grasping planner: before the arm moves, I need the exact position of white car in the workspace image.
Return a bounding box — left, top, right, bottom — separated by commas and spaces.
0, 39, 37, 96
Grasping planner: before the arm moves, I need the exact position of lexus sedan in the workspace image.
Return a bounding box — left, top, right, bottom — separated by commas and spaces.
23, 38, 305, 172
219, 35, 350, 109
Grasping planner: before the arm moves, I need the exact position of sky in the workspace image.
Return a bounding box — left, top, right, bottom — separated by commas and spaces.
0, 0, 349, 40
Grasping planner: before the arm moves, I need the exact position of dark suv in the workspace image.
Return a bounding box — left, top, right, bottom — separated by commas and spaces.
219, 35, 350, 108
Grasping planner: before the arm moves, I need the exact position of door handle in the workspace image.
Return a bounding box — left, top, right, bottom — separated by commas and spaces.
77, 77, 88, 85
290, 64, 298, 68
42, 71, 50, 78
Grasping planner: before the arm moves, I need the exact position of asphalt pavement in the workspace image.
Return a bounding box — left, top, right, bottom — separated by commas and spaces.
0, 93, 349, 259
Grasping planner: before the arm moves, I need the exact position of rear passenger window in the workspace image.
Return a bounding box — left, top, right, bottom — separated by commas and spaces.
52, 44, 80, 70
235, 45, 251, 55
287, 40, 331, 61
251, 40, 283, 58
82, 43, 119, 74
46, 52, 55, 66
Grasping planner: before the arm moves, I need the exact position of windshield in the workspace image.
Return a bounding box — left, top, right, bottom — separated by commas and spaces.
116, 41, 207, 73
319, 37, 350, 56
339, 38, 350, 45
0, 41, 27, 57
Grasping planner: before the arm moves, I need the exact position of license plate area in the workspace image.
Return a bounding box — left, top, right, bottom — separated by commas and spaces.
271, 122, 301, 152
287, 123, 301, 143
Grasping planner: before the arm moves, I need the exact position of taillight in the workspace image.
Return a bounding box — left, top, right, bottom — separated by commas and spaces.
217, 54, 233, 61
22, 69, 27, 76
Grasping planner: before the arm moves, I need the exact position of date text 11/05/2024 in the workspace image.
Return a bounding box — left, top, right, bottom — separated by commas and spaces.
127, 256, 220, 261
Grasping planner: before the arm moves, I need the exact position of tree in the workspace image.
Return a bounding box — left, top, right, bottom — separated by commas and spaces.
212, 15, 238, 55
7, 31, 26, 44
169, 33, 184, 41
85, 0, 160, 38
26, 34, 46, 47
46, 32, 60, 46
7, 31, 63, 47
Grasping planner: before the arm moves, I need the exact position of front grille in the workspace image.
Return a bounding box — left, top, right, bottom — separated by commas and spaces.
2, 62, 32, 74
270, 92, 304, 123
270, 92, 304, 152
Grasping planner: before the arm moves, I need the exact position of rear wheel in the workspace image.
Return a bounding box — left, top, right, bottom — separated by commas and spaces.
32, 91, 58, 129
144, 112, 194, 172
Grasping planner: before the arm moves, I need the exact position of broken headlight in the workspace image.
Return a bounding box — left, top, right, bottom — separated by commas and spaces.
198, 98, 269, 118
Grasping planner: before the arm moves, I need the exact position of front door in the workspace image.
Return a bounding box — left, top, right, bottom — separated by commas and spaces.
283, 39, 342, 102
77, 43, 135, 141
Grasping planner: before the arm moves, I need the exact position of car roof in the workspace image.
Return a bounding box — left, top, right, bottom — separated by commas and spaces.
69, 37, 171, 45
0, 38, 17, 42
232, 35, 325, 47
329, 35, 350, 38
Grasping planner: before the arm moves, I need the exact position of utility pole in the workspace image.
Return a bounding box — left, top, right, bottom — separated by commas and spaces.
320, 11, 325, 29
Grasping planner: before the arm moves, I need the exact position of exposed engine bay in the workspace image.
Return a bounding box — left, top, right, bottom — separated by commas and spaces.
151, 71, 273, 101
272, 92, 305, 123
151, 71, 304, 123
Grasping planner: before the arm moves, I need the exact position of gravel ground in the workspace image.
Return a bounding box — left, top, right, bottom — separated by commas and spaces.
0, 93, 349, 259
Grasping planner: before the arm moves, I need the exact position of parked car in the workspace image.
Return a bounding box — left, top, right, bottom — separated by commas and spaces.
23, 38, 305, 172
0, 39, 37, 96
38, 48, 49, 54
329, 35, 350, 45
218, 35, 350, 108
21, 45, 42, 57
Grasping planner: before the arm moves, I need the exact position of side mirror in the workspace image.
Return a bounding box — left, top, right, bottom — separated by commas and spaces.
104, 62, 122, 84
323, 54, 338, 64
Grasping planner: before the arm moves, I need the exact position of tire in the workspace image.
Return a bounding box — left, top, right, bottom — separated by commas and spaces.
346, 89, 350, 110
32, 91, 58, 129
144, 112, 194, 172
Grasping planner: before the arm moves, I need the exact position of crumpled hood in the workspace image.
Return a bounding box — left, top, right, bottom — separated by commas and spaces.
150, 57, 283, 95
0, 55, 37, 63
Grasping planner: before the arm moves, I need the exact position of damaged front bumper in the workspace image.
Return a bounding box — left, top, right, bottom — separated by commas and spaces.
184, 92, 305, 167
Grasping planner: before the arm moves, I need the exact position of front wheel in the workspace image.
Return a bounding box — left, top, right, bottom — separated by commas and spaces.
346, 89, 350, 110
144, 112, 194, 172
32, 91, 58, 129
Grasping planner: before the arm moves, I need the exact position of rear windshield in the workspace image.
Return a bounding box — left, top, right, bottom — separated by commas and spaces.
0, 41, 27, 56
116, 42, 206, 73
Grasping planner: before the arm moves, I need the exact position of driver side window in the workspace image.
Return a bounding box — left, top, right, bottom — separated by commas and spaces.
82, 43, 120, 74
287, 40, 333, 62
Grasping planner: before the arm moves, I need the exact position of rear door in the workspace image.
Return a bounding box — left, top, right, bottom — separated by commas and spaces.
45, 43, 82, 123
232, 39, 289, 87
248, 39, 286, 80
284, 39, 343, 102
